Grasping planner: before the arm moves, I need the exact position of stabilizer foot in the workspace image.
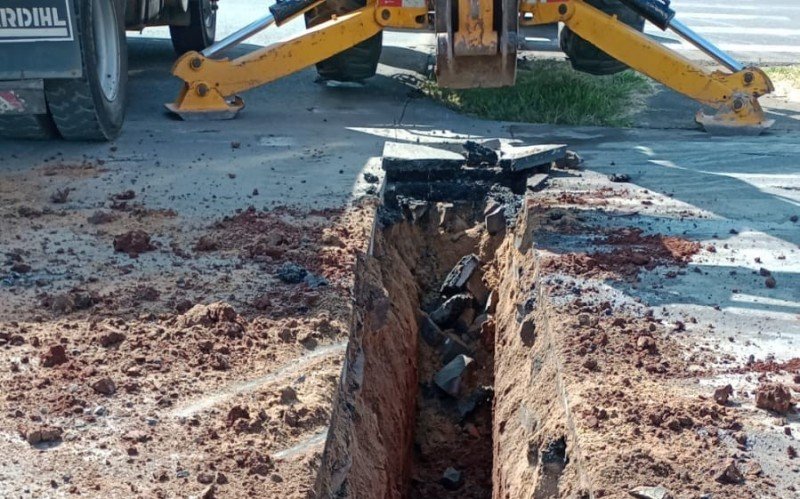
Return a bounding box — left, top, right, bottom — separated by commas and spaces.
165, 96, 245, 121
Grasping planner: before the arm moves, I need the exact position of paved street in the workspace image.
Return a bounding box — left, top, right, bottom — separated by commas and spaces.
648, 0, 800, 64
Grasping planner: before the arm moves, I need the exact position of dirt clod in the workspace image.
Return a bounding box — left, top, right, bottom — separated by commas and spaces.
715, 459, 744, 484
41, 344, 67, 367
113, 230, 155, 257
755, 382, 793, 414
91, 377, 117, 396
24, 426, 63, 445
713, 385, 734, 406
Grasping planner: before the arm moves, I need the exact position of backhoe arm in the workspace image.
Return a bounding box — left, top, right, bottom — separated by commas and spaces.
524, 0, 774, 134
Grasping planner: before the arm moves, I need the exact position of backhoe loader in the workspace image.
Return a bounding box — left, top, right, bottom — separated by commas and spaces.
0, 0, 776, 140
167, 0, 774, 135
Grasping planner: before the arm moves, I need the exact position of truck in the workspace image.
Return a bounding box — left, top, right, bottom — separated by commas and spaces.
0, 0, 218, 141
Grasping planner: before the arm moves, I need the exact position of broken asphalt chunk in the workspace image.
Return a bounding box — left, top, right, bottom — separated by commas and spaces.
485, 205, 506, 235
434, 354, 473, 397
430, 293, 473, 327
440, 254, 480, 296
381, 142, 465, 176
439, 333, 472, 364
463, 140, 498, 166
498, 144, 566, 172
715, 460, 744, 484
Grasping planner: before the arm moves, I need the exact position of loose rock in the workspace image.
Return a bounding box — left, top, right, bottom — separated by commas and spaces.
440, 467, 464, 491
755, 382, 793, 414
434, 354, 473, 397
91, 377, 117, 396
41, 344, 67, 367
430, 293, 473, 327
713, 385, 733, 406
629, 486, 672, 499
440, 254, 480, 295
113, 230, 155, 257
715, 460, 744, 484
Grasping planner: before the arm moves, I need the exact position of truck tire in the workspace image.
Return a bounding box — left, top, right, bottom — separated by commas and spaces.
0, 114, 58, 140
305, 0, 382, 82
170, 0, 217, 56
45, 0, 128, 141
559, 0, 645, 75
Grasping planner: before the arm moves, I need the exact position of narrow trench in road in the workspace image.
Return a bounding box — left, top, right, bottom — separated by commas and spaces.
316, 166, 573, 498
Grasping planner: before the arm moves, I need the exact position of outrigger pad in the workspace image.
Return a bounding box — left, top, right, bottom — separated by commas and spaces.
696, 112, 775, 137
164, 96, 245, 121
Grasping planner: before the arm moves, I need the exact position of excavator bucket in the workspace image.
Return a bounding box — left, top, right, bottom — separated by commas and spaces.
434, 0, 519, 88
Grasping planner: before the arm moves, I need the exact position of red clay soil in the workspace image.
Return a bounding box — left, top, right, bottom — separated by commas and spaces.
544, 228, 701, 278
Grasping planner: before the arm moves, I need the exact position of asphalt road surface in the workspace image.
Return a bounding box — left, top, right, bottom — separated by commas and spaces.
648, 0, 800, 64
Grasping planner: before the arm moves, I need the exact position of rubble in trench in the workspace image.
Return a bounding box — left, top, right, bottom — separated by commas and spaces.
318, 139, 798, 499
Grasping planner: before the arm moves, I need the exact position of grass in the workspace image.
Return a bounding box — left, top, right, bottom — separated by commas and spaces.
764, 65, 800, 89
423, 59, 654, 127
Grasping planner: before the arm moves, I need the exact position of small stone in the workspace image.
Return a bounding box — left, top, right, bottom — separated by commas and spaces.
194, 236, 219, 252
440, 467, 463, 491
41, 345, 67, 367
629, 485, 672, 499
99, 331, 126, 347
788, 446, 797, 459
197, 473, 215, 485
715, 460, 744, 484
91, 377, 116, 396
87, 211, 117, 225
113, 230, 155, 257
519, 317, 535, 347
434, 355, 474, 397
279, 386, 298, 405
25, 426, 63, 445
713, 385, 733, 406
227, 406, 249, 426
276, 262, 307, 284
93, 406, 108, 417
759, 267, 771, 277
765, 276, 777, 288
609, 173, 631, 183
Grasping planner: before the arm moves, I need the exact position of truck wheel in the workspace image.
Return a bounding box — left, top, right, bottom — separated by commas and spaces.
560, 0, 645, 75
45, 0, 128, 141
305, 0, 382, 82
170, 0, 217, 56
0, 114, 58, 140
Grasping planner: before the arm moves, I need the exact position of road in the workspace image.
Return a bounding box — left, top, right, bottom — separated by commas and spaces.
648, 0, 800, 64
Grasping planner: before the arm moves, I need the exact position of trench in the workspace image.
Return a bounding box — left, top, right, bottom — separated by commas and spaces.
315, 167, 578, 498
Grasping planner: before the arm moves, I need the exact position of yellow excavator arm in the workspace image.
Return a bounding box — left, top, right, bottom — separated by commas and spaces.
167, 0, 774, 134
